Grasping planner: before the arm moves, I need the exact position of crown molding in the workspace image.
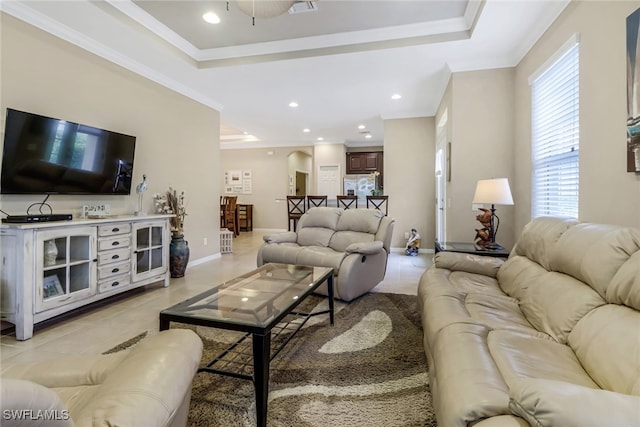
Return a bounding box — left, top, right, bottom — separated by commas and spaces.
0, 0, 224, 112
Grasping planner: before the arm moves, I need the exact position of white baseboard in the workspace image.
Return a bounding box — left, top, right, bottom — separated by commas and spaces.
187, 253, 220, 269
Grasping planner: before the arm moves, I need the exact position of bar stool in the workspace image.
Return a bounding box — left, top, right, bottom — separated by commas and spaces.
337, 195, 358, 210
366, 195, 389, 215
287, 195, 306, 231
307, 195, 328, 209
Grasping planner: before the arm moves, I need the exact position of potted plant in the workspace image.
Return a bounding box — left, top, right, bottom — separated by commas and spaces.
154, 188, 189, 278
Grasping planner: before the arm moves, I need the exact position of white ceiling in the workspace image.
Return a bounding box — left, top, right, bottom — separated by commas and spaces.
1, 0, 569, 149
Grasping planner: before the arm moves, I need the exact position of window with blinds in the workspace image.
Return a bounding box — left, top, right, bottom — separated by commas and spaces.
531, 41, 579, 219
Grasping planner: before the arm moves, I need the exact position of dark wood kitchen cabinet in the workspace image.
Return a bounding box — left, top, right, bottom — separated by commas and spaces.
346, 151, 383, 189
347, 152, 382, 173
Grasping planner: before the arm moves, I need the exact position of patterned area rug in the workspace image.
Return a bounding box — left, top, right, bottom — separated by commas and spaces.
183, 292, 436, 427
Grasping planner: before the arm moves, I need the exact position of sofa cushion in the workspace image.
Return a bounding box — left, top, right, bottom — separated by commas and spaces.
608, 251, 640, 309
511, 216, 577, 271
508, 378, 640, 427
431, 323, 510, 426
497, 255, 548, 301
449, 271, 504, 296
297, 207, 342, 229
465, 293, 534, 333
297, 228, 335, 247
549, 223, 640, 299
296, 246, 346, 271
568, 304, 640, 395
488, 330, 599, 390
335, 208, 383, 233
329, 230, 374, 252
518, 271, 605, 344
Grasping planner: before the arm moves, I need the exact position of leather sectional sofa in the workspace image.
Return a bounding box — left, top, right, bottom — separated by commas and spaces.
418, 217, 640, 426
1, 329, 203, 427
257, 207, 394, 301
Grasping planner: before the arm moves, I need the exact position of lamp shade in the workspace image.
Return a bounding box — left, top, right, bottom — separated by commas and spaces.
472, 178, 514, 205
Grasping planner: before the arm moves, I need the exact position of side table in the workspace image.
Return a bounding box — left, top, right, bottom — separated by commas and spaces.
434, 241, 510, 259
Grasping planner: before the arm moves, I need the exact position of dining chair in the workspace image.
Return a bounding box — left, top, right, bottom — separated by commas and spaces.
366, 195, 389, 215
221, 195, 238, 236
287, 195, 306, 231
337, 195, 358, 210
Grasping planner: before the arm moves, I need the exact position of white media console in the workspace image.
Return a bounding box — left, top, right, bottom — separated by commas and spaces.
0, 214, 173, 340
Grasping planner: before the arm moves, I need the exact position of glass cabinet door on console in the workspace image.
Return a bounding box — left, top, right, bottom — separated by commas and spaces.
132, 221, 168, 282
35, 227, 97, 313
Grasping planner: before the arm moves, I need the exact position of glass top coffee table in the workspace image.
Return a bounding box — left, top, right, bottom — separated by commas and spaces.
159, 263, 334, 427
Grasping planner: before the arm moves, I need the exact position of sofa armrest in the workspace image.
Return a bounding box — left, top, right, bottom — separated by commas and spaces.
263, 231, 297, 244
345, 240, 384, 255
508, 378, 640, 427
434, 251, 504, 278
0, 379, 73, 427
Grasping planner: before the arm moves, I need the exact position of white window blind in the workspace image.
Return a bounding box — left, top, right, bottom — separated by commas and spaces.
531, 42, 579, 219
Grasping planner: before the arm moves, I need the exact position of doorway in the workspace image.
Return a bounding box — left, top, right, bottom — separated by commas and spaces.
295, 171, 308, 196
435, 110, 448, 242
317, 165, 340, 200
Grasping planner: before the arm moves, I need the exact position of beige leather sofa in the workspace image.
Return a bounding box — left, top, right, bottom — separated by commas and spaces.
418, 217, 640, 426
257, 207, 394, 301
0, 329, 203, 427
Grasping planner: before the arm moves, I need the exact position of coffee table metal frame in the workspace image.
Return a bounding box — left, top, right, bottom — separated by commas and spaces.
158, 263, 334, 427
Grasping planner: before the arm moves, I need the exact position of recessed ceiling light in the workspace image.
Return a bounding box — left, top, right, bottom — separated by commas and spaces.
202, 12, 220, 24
358, 124, 366, 130
289, 101, 299, 108
303, 128, 310, 133
365, 134, 372, 139
391, 94, 402, 100
317, 137, 324, 141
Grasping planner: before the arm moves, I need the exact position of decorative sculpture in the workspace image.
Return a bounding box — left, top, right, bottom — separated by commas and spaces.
405, 228, 421, 256
474, 208, 492, 246
135, 174, 148, 216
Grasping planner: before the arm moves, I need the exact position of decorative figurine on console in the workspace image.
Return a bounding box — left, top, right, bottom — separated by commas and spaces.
135, 174, 148, 216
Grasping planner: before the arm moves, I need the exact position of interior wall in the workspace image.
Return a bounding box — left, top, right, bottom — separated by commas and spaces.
514, 0, 640, 234
0, 13, 221, 261
441, 68, 517, 249
220, 146, 312, 229
384, 117, 435, 249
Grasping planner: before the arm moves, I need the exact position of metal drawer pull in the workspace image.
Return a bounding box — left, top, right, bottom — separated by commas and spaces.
112, 228, 120, 232
112, 254, 120, 260
112, 241, 120, 246
112, 268, 119, 273
111, 281, 119, 287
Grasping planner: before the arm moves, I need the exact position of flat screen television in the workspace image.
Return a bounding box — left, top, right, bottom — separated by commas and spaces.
1, 108, 136, 195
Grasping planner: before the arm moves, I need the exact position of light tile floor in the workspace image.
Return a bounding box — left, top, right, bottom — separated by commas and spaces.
0, 231, 432, 365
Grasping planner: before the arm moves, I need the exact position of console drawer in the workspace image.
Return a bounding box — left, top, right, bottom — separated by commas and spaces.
98, 260, 131, 280
98, 274, 131, 293
98, 236, 130, 251
98, 223, 132, 237
98, 248, 131, 265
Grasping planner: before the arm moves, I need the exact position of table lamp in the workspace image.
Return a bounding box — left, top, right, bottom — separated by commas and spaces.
472, 178, 514, 250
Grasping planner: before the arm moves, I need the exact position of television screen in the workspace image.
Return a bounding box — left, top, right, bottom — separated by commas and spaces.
1, 109, 136, 195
